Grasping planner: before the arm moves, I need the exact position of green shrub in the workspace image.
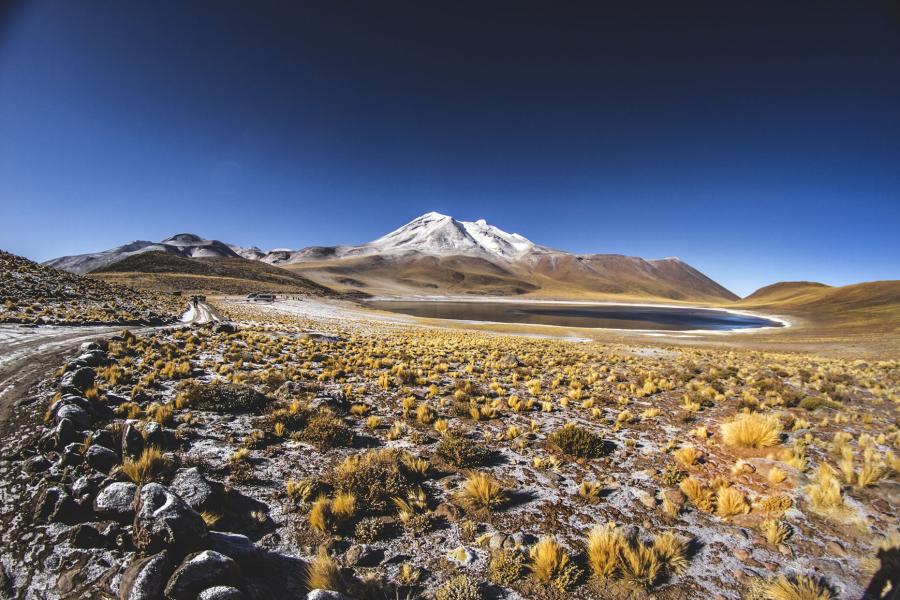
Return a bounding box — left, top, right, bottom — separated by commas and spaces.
436, 574, 482, 600
489, 549, 525, 586
435, 434, 490, 467
548, 424, 605, 458
183, 381, 268, 414
332, 449, 414, 511
301, 411, 355, 450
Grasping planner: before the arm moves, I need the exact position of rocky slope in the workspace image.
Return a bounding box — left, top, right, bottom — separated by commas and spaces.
0, 250, 181, 325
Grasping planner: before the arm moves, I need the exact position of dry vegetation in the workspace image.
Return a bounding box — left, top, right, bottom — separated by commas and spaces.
1, 296, 898, 599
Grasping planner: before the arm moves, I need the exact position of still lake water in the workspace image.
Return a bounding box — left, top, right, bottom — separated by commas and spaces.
368, 300, 783, 331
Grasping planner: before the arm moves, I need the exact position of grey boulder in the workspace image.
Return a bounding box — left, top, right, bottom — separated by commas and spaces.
94, 482, 138, 522
164, 550, 243, 600
119, 550, 173, 600
133, 483, 207, 555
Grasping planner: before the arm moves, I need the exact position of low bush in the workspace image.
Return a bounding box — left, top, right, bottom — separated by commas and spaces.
435, 433, 490, 467
182, 381, 269, 414
548, 423, 605, 459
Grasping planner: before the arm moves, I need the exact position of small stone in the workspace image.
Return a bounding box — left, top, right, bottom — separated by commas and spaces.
71, 523, 107, 549
60, 367, 95, 394
825, 540, 846, 556
488, 533, 508, 550
637, 490, 656, 508
433, 502, 461, 522
733, 548, 750, 562
23, 455, 51, 474
198, 587, 245, 600
34, 486, 78, 524
306, 591, 354, 600
169, 467, 222, 512
55, 403, 92, 429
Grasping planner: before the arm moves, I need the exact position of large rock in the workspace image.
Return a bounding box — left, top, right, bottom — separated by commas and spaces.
206, 532, 259, 567
119, 551, 173, 600
85, 444, 120, 474
122, 422, 145, 459
49, 417, 80, 451
68, 349, 107, 369
133, 483, 207, 556
55, 403, 93, 429
33, 486, 78, 524
169, 468, 222, 513
164, 551, 243, 600
94, 482, 138, 522
60, 367, 95, 394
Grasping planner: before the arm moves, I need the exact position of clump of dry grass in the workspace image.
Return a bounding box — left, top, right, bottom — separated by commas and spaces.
435, 574, 482, 600
586, 523, 625, 579
456, 472, 508, 512
806, 464, 846, 514
674, 446, 702, 467
715, 486, 750, 518
763, 574, 834, 600
721, 412, 782, 448
435, 433, 489, 467
305, 547, 345, 592
529, 537, 581, 592
332, 449, 414, 511
309, 492, 356, 533
586, 524, 689, 588
119, 447, 172, 484
489, 549, 525, 586
760, 519, 792, 545
679, 477, 715, 513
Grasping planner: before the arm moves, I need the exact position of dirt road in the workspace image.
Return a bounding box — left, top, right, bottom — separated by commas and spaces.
0, 302, 220, 435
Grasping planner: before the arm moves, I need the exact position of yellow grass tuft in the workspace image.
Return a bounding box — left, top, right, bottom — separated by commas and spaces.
457, 472, 508, 512
763, 575, 834, 600
305, 547, 344, 592
529, 536, 581, 591
120, 447, 171, 484
720, 412, 782, 448
586, 524, 625, 578
715, 486, 750, 517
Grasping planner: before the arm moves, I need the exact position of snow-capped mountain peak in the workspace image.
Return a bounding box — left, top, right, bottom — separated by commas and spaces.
363, 212, 536, 260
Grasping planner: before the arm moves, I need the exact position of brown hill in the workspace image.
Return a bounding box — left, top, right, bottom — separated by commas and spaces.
90, 252, 334, 296
284, 250, 737, 302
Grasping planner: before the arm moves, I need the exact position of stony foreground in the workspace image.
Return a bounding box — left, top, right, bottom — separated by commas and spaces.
0, 309, 897, 599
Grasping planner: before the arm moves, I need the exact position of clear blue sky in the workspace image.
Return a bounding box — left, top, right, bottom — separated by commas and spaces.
1, 1, 898, 296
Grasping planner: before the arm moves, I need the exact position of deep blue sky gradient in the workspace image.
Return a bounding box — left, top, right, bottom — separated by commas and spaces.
1, 1, 898, 296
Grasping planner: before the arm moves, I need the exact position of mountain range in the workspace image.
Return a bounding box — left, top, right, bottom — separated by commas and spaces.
45, 212, 739, 301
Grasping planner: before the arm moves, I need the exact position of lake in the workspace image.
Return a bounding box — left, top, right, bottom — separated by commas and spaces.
367, 300, 784, 331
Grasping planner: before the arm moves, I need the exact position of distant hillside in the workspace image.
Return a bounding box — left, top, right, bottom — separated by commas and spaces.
739, 280, 899, 311
742, 281, 832, 304
90, 252, 334, 296
45, 213, 738, 302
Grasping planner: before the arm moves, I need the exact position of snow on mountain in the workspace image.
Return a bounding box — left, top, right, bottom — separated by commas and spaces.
342, 212, 539, 260
45, 234, 240, 274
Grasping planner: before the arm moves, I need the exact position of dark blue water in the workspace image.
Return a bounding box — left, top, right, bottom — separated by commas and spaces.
368, 301, 782, 331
